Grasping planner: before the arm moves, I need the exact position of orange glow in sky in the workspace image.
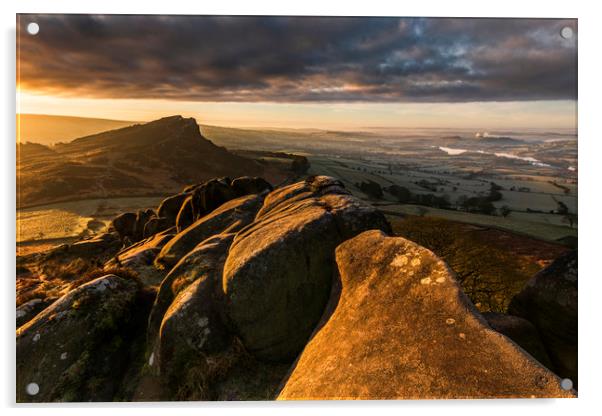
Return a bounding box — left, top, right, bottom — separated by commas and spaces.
17, 89, 577, 131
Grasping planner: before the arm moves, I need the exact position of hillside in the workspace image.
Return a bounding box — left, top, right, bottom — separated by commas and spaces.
17, 116, 264, 208
17, 114, 137, 145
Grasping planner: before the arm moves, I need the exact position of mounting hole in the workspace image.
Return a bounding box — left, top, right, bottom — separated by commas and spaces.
560, 378, 573, 390
560, 26, 573, 40
26, 382, 39, 396
26, 22, 40, 36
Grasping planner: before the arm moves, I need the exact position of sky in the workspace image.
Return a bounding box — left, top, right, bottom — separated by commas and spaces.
17, 15, 577, 130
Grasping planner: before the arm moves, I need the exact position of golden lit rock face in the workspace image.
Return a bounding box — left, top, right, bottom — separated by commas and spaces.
278, 230, 575, 400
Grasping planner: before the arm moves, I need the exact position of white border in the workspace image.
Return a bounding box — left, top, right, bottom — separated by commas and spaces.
2, 1, 601, 415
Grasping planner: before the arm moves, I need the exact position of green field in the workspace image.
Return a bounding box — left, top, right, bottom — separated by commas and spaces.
380, 203, 576, 242
17, 196, 165, 244
308, 153, 577, 242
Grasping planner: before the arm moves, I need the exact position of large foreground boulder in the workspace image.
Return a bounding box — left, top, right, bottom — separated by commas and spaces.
278, 230, 574, 399
223, 176, 391, 362
16, 274, 148, 402
508, 250, 577, 385
155, 194, 264, 268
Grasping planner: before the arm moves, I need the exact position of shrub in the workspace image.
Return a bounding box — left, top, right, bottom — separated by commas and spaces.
390, 216, 541, 312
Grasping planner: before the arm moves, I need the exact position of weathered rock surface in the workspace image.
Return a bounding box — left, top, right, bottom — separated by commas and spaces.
157, 192, 190, 226
154, 244, 232, 382
112, 212, 137, 241
175, 195, 195, 232
133, 209, 155, 242
231, 176, 273, 196
106, 230, 175, 286
482, 312, 553, 370
190, 177, 238, 221
16, 274, 148, 402
46, 232, 122, 264
143, 216, 170, 239
16, 298, 53, 328
223, 176, 391, 362
278, 230, 574, 400
508, 250, 577, 385
129, 233, 235, 399
148, 234, 235, 388
156, 193, 264, 268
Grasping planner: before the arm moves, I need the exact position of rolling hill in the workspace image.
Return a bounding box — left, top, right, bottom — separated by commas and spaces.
17, 115, 263, 208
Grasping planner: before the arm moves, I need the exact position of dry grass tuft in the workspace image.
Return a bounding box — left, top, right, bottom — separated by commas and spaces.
174, 338, 247, 401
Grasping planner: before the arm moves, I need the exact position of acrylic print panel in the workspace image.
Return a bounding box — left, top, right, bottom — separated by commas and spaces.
16, 14, 577, 402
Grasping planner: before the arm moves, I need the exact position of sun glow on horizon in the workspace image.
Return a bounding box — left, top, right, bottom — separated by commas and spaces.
17, 89, 577, 131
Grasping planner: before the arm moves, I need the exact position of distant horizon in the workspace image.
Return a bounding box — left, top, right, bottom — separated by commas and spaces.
16, 111, 578, 134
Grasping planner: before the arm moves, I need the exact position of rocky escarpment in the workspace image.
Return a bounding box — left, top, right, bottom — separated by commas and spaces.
17, 116, 265, 208
16, 175, 577, 401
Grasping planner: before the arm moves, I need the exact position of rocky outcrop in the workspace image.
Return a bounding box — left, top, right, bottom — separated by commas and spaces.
16, 274, 150, 402
17, 174, 575, 402
106, 230, 176, 286
147, 233, 235, 388
112, 212, 137, 241
47, 232, 122, 264
223, 176, 391, 362
148, 233, 234, 345
133, 209, 155, 242
508, 250, 577, 386
190, 177, 238, 221
143, 216, 170, 239
231, 176, 273, 196
175, 195, 195, 232
112, 209, 156, 243
17, 116, 264, 208
157, 193, 190, 226
277, 230, 573, 399
155, 193, 264, 268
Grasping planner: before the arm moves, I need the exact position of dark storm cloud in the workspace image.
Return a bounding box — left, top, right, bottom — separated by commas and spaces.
17, 15, 577, 102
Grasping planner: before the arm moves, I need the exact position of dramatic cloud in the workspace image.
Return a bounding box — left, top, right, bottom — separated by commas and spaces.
17, 15, 577, 103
